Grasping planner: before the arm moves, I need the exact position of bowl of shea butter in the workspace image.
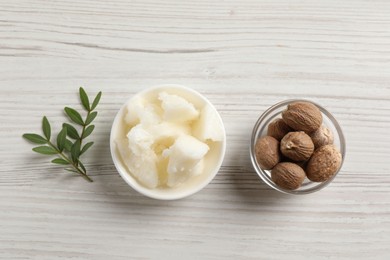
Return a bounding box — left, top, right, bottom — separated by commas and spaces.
110, 85, 226, 200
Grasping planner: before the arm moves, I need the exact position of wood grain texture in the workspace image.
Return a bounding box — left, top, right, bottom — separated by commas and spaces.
1, 0, 390, 259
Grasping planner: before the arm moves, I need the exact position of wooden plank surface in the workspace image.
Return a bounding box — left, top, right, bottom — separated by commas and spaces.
1, 0, 390, 259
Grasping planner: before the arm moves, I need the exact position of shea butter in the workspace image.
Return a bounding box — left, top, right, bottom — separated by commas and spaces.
116, 90, 224, 189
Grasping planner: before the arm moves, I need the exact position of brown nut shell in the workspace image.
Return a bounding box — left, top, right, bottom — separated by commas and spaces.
310, 125, 334, 149
267, 118, 293, 141
282, 101, 322, 132
280, 131, 314, 161
271, 162, 306, 190
306, 144, 342, 182
255, 136, 280, 170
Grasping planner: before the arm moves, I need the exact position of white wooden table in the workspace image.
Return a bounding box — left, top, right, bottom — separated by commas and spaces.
1, 0, 390, 259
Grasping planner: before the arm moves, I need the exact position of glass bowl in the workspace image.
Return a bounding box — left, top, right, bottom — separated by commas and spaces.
250, 99, 346, 195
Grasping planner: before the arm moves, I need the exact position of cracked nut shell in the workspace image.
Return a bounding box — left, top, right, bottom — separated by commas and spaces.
255, 136, 280, 170
271, 162, 306, 190
282, 101, 322, 132
281, 131, 314, 161
267, 118, 293, 141
306, 144, 342, 182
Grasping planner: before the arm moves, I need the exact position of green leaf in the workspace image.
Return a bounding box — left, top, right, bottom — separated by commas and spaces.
33, 146, 58, 155
64, 107, 84, 125
79, 87, 90, 111
85, 111, 97, 125
64, 139, 73, 152
82, 125, 95, 139
91, 91, 102, 110
24, 88, 102, 183
65, 168, 78, 173
63, 123, 79, 139
71, 140, 81, 162
79, 161, 86, 174
52, 158, 69, 165
23, 133, 47, 144
42, 116, 51, 140
80, 142, 94, 155
56, 127, 67, 152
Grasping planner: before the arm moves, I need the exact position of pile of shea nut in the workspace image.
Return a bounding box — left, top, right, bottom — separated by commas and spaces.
255, 101, 342, 190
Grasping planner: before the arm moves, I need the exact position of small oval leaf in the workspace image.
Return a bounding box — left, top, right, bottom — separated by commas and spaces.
63, 123, 79, 139
56, 127, 67, 152
85, 111, 97, 125
79, 87, 90, 111
65, 168, 78, 173
42, 116, 51, 140
64, 139, 73, 152
52, 158, 69, 165
91, 91, 102, 110
71, 140, 81, 162
33, 146, 58, 155
65, 107, 84, 125
23, 133, 47, 144
80, 142, 94, 155
82, 125, 95, 139
78, 161, 86, 174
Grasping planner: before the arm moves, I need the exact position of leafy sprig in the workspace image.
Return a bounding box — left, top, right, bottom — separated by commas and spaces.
23, 87, 102, 182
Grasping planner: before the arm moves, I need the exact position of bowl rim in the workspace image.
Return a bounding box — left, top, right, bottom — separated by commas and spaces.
250, 99, 346, 195
110, 84, 227, 200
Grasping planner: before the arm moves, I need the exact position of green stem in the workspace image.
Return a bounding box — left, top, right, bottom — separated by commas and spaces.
79, 110, 91, 147
48, 141, 93, 182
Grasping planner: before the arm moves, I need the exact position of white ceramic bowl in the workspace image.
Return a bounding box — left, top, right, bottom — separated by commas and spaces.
110, 84, 226, 200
